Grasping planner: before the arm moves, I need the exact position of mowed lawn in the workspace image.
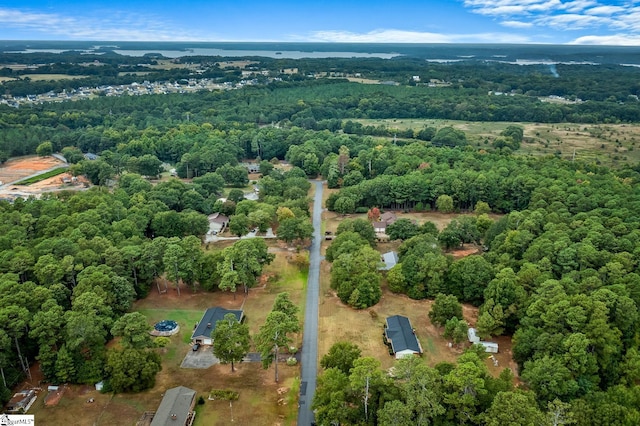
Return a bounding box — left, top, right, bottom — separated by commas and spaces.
30, 250, 306, 426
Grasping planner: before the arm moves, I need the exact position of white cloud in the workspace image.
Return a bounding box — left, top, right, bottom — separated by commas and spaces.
542, 13, 612, 29
570, 34, 640, 45
585, 6, 625, 15
501, 20, 534, 28
560, 0, 598, 13
0, 7, 200, 41
463, 0, 640, 37
305, 29, 530, 44
307, 29, 453, 43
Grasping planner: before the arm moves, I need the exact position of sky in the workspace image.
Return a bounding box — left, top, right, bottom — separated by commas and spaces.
1, 1, 640, 45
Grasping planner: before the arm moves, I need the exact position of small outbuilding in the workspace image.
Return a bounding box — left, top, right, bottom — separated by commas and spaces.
467, 327, 481, 344
479, 341, 499, 353
384, 315, 423, 359
191, 307, 244, 345
6, 390, 37, 413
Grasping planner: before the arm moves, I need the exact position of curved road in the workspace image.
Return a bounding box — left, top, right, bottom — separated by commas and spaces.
297, 180, 323, 426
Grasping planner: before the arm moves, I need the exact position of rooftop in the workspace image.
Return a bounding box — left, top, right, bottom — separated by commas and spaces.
191, 307, 243, 340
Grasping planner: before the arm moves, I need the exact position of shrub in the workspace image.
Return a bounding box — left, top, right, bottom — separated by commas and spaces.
154, 337, 171, 348
208, 389, 239, 401
286, 357, 298, 366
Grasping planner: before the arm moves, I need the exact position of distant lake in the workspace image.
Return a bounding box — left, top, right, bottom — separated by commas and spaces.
112, 48, 400, 59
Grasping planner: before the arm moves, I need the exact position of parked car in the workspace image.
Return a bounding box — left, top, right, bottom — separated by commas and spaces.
192, 343, 200, 351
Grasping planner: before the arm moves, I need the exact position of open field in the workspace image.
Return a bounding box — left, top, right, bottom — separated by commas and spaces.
356, 118, 640, 166
22, 74, 89, 81
28, 250, 306, 426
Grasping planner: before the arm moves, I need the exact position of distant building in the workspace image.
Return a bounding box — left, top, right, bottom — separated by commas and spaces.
83, 153, 99, 161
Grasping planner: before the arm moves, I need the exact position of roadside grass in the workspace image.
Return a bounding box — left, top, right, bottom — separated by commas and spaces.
14, 167, 67, 185
355, 118, 640, 166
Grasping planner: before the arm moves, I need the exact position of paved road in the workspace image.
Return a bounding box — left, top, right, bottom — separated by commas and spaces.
297, 180, 323, 426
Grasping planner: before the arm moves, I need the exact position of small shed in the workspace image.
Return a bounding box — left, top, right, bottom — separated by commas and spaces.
95, 381, 104, 391
479, 341, 499, 353
468, 327, 480, 344
6, 390, 37, 413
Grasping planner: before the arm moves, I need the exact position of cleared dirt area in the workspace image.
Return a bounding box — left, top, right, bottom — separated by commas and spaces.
0, 156, 64, 184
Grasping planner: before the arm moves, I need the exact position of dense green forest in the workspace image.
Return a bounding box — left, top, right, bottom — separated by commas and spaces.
1, 53, 640, 424
317, 138, 640, 423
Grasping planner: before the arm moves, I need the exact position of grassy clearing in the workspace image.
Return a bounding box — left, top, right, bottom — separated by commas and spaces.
14, 167, 67, 185
23, 74, 89, 81
356, 118, 640, 166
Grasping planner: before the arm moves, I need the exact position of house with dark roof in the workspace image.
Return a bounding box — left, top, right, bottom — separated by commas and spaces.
384, 315, 423, 359
191, 307, 244, 345
150, 386, 196, 426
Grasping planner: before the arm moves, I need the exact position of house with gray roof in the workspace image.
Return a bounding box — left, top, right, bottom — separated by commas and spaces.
151, 386, 196, 426
191, 307, 244, 345
379, 251, 399, 271
384, 315, 423, 359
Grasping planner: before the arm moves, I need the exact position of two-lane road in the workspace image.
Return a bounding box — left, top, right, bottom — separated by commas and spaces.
297, 180, 323, 425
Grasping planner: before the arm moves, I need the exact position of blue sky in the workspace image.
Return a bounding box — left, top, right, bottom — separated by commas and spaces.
1, 1, 640, 45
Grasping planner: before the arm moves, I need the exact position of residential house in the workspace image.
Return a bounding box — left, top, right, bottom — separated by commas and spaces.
151, 386, 196, 426
373, 221, 388, 234
374, 212, 398, 235
191, 307, 244, 345
207, 212, 229, 235
384, 315, 423, 359
379, 251, 399, 271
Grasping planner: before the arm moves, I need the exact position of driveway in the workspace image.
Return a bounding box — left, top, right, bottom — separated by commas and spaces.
180, 346, 219, 369
297, 180, 323, 426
